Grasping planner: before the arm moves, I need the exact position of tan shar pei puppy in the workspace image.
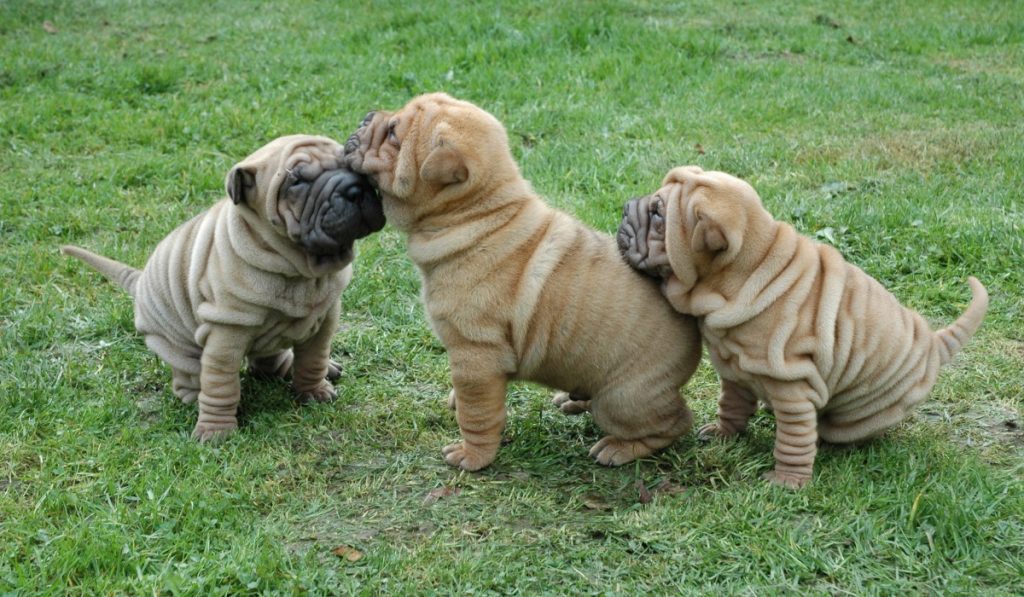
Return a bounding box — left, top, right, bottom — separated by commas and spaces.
343, 93, 702, 470
62, 135, 385, 441
618, 165, 988, 488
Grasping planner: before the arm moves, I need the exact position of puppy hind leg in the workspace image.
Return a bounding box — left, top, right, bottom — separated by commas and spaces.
552, 391, 591, 415
588, 387, 692, 466
698, 379, 758, 440
325, 358, 343, 381
250, 350, 342, 383
762, 381, 819, 489
248, 350, 294, 380
171, 368, 200, 405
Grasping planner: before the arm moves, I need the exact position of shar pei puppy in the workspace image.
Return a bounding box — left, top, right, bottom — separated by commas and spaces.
343, 92, 702, 471
618, 166, 988, 488
62, 135, 385, 441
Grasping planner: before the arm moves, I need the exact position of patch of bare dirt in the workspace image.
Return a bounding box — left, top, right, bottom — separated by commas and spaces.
922, 402, 1024, 452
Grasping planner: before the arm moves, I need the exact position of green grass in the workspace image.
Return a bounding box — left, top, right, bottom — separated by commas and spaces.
2, 0, 1022, 593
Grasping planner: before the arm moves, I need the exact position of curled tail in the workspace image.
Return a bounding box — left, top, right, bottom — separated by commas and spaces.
935, 277, 988, 366
60, 245, 141, 297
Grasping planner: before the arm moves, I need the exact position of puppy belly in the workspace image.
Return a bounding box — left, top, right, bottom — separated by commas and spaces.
819, 351, 940, 443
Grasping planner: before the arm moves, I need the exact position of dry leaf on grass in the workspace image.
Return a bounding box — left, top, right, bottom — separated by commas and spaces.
652, 479, 688, 496
423, 486, 462, 505
635, 480, 653, 504
581, 494, 611, 511
42, 21, 58, 34
331, 545, 364, 562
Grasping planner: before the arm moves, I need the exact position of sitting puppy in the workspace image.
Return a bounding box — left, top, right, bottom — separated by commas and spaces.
618, 166, 988, 488
344, 93, 702, 471
62, 135, 385, 441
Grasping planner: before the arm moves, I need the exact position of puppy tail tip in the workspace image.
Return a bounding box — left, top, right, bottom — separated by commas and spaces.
60, 244, 141, 297
935, 276, 988, 366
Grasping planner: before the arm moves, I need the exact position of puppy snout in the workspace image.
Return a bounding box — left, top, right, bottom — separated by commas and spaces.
344, 112, 375, 157
344, 136, 358, 156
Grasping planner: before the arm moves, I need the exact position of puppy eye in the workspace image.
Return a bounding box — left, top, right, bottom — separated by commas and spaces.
652, 212, 665, 235
387, 122, 399, 145
651, 197, 664, 217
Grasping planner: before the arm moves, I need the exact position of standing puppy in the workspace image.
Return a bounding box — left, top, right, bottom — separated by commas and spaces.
344, 93, 701, 471
619, 166, 988, 488
62, 135, 385, 441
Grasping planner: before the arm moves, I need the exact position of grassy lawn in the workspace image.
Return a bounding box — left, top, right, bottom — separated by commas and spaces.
2, 0, 1022, 593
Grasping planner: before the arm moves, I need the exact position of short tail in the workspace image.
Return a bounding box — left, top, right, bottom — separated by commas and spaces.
60, 245, 141, 297
934, 277, 988, 366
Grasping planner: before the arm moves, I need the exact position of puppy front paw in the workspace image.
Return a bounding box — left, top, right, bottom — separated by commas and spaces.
294, 380, 337, 404
326, 359, 343, 381
192, 421, 237, 443
441, 441, 496, 471
552, 391, 590, 415
762, 469, 810, 489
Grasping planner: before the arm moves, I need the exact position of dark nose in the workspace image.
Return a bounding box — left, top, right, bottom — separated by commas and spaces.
338, 173, 379, 204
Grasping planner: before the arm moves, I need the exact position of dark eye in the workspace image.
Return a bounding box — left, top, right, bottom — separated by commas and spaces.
651, 197, 666, 234
387, 122, 399, 145
651, 196, 664, 217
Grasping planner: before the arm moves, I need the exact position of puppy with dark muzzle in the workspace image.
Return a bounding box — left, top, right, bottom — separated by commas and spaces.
62, 135, 385, 441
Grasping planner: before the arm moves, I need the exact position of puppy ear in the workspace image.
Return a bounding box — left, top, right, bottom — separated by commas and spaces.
226, 165, 256, 206
690, 209, 729, 253
420, 144, 468, 186
687, 187, 740, 255
663, 165, 705, 186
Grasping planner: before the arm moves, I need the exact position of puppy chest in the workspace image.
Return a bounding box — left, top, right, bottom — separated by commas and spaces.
250, 310, 331, 355
705, 333, 769, 398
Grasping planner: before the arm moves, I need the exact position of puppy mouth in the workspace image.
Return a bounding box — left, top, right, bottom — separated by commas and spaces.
618, 195, 672, 278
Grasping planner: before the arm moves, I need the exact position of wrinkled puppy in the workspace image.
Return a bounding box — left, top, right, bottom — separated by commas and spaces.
344, 93, 702, 471
62, 135, 385, 441
619, 166, 988, 488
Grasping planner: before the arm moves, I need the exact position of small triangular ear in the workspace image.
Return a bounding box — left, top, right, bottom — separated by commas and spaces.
226, 165, 256, 206
420, 144, 468, 186
690, 208, 729, 254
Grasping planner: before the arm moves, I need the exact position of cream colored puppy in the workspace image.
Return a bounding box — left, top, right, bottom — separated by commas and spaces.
62, 135, 385, 441
344, 93, 702, 471
618, 166, 988, 488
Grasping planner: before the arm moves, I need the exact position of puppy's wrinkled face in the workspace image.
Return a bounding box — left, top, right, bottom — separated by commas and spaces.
226, 135, 385, 267
344, 92, 515, 229
619, 166, 762, 293
617, 194, 672, 278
